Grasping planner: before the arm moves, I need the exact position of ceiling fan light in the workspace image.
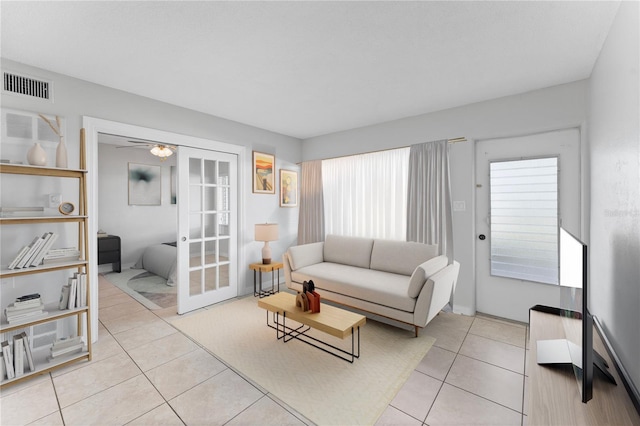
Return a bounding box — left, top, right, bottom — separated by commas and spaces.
150, 145, 173, 158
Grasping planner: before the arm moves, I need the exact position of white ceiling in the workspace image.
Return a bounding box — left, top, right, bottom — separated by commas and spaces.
1, 1, 620, 140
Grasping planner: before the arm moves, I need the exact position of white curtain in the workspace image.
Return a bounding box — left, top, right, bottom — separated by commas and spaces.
297, 160, 325, 244
406, 140, 453, 262
322, 148, 410, 240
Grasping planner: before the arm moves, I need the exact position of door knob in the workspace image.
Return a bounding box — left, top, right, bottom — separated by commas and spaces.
478, 234, 486, 240
181, 237, 187, 242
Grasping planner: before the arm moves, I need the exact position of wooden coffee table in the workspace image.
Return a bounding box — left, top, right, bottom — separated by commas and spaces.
258, 292, 366, 363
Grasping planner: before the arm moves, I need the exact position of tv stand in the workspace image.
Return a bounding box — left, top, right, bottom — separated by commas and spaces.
528, 309, 639, 424
536, 338, 616, 385
531, 304, 617, 388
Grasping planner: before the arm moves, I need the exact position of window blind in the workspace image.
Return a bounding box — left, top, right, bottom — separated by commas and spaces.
490, 157, 559, 285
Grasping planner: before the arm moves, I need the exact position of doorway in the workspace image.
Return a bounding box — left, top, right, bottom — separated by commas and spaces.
84, 117, 245, 339
474, 128, 582, 322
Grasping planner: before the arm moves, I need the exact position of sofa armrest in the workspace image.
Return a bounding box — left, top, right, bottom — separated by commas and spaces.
287, 242, 324, 270
414, 261, 460, 327
407, 255, 448, 298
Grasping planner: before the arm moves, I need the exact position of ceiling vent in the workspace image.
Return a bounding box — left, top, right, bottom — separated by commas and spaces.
3, 71, 52, 101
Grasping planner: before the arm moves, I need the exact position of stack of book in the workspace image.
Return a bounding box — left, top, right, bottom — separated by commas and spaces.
49, 336, 83, 361
59, 273, 87, 310
4, 294, 47, 324
7, 232, 59, 269
1, 332, 35, 380
42, 247, 81, 265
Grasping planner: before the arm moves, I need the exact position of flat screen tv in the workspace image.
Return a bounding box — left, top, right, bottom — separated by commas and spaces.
533, 227, 615, 403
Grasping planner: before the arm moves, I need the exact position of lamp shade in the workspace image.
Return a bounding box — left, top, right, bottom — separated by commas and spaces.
255, 223, 279, 242
255, 223, 278, 264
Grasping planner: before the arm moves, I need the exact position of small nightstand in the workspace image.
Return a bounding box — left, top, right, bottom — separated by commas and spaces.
249, 261, 283, 297
98, 235, 121, 273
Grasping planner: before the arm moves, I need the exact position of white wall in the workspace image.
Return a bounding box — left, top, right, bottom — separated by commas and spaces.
302, 81, 588, 316
97, 143, 177, 268
588, 1, 639, 393
0, 59, 302, 308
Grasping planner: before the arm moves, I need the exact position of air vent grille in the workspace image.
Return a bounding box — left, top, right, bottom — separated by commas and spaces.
3, 72, 50, 100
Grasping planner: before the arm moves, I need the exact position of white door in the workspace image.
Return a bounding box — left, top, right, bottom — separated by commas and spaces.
177, 146, 238, 314
475, 129, 581, 322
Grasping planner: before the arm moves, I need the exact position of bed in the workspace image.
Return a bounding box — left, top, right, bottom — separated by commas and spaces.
132, 243, 177, 286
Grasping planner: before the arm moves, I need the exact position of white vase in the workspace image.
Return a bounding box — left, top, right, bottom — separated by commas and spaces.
27, 142, 47, 166
56, 137, 68, 168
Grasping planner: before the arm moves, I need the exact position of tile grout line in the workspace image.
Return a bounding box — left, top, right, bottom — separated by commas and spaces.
420, 317, 475, 425
96, 281, 190, 425
425, 316, 525, 424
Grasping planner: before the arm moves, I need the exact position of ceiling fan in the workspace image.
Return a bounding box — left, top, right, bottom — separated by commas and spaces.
116, 140, 177, 161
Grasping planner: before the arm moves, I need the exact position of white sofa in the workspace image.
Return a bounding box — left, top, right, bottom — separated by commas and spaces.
283, 234, 460, 337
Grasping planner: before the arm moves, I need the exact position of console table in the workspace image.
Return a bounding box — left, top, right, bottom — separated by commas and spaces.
97, 235, 121, 273
528, 309, 639, 425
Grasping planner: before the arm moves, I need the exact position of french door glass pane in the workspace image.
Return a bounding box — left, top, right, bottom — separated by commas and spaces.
204, 159, 216, 184
490, 157, 559, 285
189, 158, 201, 184
204, 213, 217, 238
204, 186, 217, 211
189, 269, 202, 296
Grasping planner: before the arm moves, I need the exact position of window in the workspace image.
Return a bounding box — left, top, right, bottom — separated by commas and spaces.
490, 157, 559, 285
322, 148, 410, 240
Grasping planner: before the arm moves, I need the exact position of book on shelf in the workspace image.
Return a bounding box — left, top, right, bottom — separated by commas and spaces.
68, 277, 77, 309
22, 233, 48, 267
19, 332, 35, 372
0, 206, 44, 217
42, 247, 81, 264
5, 294, 47, 323
0, 351, 5, 380
11, 297, 42, 309
59, 285, 70, 310
6, 311, 48, 325
5, 302, 45, 315
42, 255, 81, 265
50, 336, 83, 360
80, 273, 87, 307
15, 236, 41, 269
73, 272, 87, 307
13, 335, 24, 376
16, 293, 41, 302
30, 232, 58, 267
1, 340, 15, 380
52, 336, 82, 350
44, 247, 80, 257
7, 245, 29, 270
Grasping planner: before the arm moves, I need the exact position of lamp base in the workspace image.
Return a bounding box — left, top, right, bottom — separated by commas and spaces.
261, 242, 272, 265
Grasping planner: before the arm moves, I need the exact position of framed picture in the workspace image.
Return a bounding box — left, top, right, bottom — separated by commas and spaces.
280, 169, 298, 207
128, 163, 161, 205
252, 151, 275, 194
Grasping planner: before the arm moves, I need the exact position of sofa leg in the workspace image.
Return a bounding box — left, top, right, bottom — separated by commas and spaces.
414, 326, 419, 338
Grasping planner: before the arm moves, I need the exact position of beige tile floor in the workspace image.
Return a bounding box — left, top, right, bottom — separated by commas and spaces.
1, 276, 530, 425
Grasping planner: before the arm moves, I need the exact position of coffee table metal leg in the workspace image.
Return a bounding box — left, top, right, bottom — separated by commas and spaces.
264, 312, 361, 363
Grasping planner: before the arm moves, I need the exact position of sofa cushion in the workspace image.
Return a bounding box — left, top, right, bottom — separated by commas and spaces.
292, 262, 416, 312
407, 255, 448, 298
287, 242, 324, 270
370, 240, 438, 276
323, 235, 374, 269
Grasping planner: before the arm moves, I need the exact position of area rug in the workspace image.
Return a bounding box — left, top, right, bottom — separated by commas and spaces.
171, 296, 435, 425
102, 269, 176, 310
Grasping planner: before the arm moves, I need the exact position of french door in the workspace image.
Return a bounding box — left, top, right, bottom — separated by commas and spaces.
177, 146, 238, 314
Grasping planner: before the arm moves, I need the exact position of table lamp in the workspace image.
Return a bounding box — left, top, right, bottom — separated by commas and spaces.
255, 223, 279, 264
